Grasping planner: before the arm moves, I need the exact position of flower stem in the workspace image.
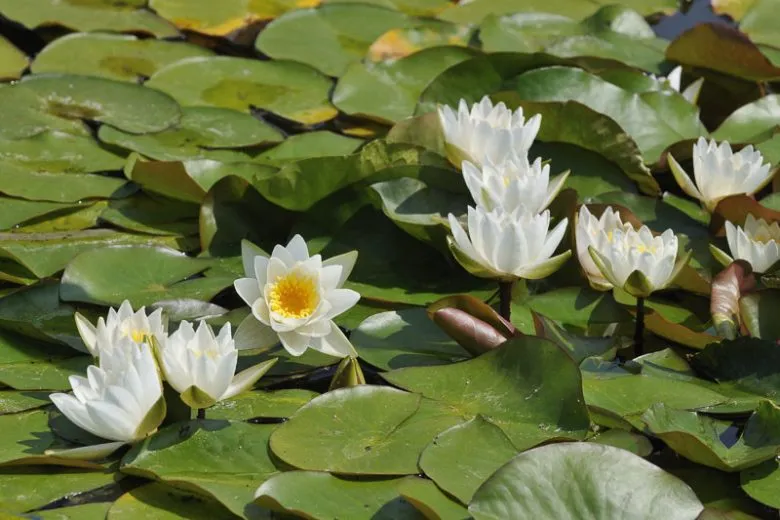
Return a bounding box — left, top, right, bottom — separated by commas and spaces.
197, 408, 206, 420
634, 297, 645, 357
498, 280, 513, 322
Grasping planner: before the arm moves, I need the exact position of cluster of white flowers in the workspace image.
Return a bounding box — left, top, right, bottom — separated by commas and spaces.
439, 96, 572, 283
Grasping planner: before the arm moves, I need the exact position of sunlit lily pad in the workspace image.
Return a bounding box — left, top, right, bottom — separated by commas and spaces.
0, 36, 28, 81
367, 22, 473, 62
146, 56, 337, 125
108, 482, 236, 519
31, 33, 213, 82
0, 132, 126, 175
208, 389, 318, 420
741, 459, 780, 509
0, 467, 117, 512
438, 0, 677, 23
254, 131, 363, 164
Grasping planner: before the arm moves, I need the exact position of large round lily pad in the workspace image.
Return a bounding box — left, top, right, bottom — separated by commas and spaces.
31, 33, 214, 82
469, 443, 704, 519
145, 56, 337, 125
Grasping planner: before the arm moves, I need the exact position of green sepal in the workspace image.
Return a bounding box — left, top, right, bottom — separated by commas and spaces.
520, 250, 572, 280
447, 236, 506, 281
180, 386, 217, 410
328, 355, 366, 391
588, 246, 621, 288
664, 248, 693, 290
134, 395, 167, 440
709, 244, 734, 268
623, 270, 655, 299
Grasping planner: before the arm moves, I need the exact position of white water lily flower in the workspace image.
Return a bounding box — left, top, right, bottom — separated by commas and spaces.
48, 336, 165, 459
159, 321, 276, 409
437, 95, 541, 168
588, 225, 691, 298
713, 215, 780, 274
233, 235, 360, 357
74, 300, 166, 358
447, 206, 571, 281
462, 157, 569, 214
669, 137, 774, 212
575, 205, 635, 290
656, 66, 704, 104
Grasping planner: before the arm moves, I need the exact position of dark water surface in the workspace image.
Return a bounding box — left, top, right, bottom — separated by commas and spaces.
653, 0, 737, 40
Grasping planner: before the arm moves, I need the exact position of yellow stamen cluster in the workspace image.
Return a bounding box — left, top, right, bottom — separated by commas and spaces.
268, 272, 319, 319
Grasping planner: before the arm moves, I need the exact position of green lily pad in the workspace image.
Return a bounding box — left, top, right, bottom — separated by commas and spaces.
254, 131, 363, 164
0, 0, 178, 37
20, 74, 182, 134
589, 429, 654, 456
0, 467, 117, 512
0, 356, 91, 390
0, 391, 51, 414
270, 386, 461, 475
507, 66, 704, 163
326, 0, 451, 16
739, 0, 780, 49
397, 476, 470, 519
99, 194, 199, 237
107, 482, 236, 520
366, 22, 473, 61
122, 420, 280, 518
60, 245, 230, 307
0, 35, 28, 81
350, 309, 469, 371
741, 459, 780, 509
0, 163, 128, 204
31, 33, 213, 82
255, 471, 425, 520
526, 287, 632, 328
469, 442, 703, 520
237, 344, 340, 378
641, 401, 780, 472
438, 0, 677, 24
36, 502, 113, 520
145, 56, 337, 125
419, 416, 519, 504
711, 94, 780, 143
333, 46, 476, 123
208, 389, 318, 421
480, 7, 668, 73
0, 131, 125, 175
99, 106, 284, 162
739, 291, 780, 342
383, 337, 590, 449
256, 4, 410, 77
0, 84, 92, 140
592, 191, 707, 239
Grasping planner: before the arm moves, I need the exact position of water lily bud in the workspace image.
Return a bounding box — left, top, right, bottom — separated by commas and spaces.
447, 206, 571, 282
74, 300, 166, 358
462, 156, 568, 214
668, 138, 774, 212
437, 95, 541, 168
721, 214, 780, 274
233, 235, 360, 358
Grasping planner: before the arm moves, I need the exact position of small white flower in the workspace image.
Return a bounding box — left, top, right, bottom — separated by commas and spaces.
74, 300, 166, 358
233, 235, 360, 358
669, 137, 774, 212
655, 66, 704, 104
462, 157, 568, 214
437, 95, 541, 168
48, 335, 165, 458
159, 321, 276, 409
447, 206, 571, 282
718, 215, 780, 274
575, 205, 635, 290
588, 224, 690, 298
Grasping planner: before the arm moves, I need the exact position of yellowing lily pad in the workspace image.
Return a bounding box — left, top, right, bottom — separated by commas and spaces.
255, 4, 409, 77
0, 35, 28, 81
367, 22, 474, 62
149, 0, 322, 36
20, 74, 182, 134
325, 0, 451, 16
0, 0, 178, 37
146, 56, 336, 125
31, 33, 214, 82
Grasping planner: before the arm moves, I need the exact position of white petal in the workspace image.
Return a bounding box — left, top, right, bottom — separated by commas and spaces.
278, 331, 311, 356
323, 289, 360, 319
285, 235, 310, 262
322, 251, 358, 287
309, 323, 357, 358
234, 278, 261, 307
234, 315, 279, 351
74, 313, 97, 356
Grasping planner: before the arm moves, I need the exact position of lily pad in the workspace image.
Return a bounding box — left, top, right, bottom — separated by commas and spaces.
0, 356, 91, 391
270, 386, 462, 475
59, 245, 230, 307
254, 131, 363, 164
31, 33, 214, 82
741, 459, 780, 509
0, 84, 91, 140
469, 442, 703, 520
108, 482, 236, 520
419, 416, 519, 504
397, 476, 470, 519
122, 420, 280, 518
0, 132, 126, 175
208, 389, 318, 420
256, 4, 410, 77
711, 94, 780, 143
146, 56, 337, 125
255, 471, 425, 520
0, 35, 28, 81
383, 337, 591, 449
367, 22, 473, 61
20, 74, 182, 134
0, 391, 51, 414
350, 308, 469, 371
0, 467, 117, 512
99, 194, 199, 237
0, 0, 178, 37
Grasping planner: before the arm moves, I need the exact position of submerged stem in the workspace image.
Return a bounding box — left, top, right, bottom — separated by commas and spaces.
197, 408, 206, 420
498, 280, 513, 322
634, 297, 645, 357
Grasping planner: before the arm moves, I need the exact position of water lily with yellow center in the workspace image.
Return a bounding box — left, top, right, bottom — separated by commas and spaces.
158, 321, 276, 410
462, 156, 569, 214
233, 235, 360, 357
447, 206, 571, 282
668, 137, 774, 212
710, 214, 780, 274
575, 205, 636, 290
587, 225, 690, 299
437, 95, 541, 168
74, 300, 166, 358
47, 334, 166, 460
